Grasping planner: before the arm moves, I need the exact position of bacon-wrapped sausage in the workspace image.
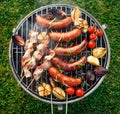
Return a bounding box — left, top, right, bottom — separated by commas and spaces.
48, 67, 82, 87
51, 56, 87, 71
36, 15, 72, 29
33, 50, 55, 81
48, 28, 81, 42
54, 39, 87, 56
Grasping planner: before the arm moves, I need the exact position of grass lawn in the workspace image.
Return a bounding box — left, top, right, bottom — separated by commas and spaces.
0, 0, 120, 114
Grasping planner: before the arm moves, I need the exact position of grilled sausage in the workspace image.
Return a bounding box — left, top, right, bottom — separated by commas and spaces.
51, 56, 87, 71
48, 67, 82, 87
48, 28, 81, 42
36, 15, 72, 29
54, 39, 87, 56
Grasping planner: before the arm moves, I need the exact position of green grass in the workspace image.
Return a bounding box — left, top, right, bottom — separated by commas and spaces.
0, 0, 120, 114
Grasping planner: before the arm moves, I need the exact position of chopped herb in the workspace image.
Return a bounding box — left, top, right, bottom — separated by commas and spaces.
77, 63, 85, 67
57, 65, 63, 73
67, 49, 72, 56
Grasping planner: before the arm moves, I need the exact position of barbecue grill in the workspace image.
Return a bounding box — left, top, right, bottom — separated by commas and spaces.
9, 4, 110, 113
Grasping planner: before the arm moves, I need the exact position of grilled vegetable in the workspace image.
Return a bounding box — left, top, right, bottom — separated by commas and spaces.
44, 9, 66, 20
86, 70, 95, 83
71, 6, 81, 22
75, 88, 84, 97
89, 33, 97, 40
81, 19, 89, 33
96, 29, 104, 37
50, 78, 66, 99
92, 47, 107, 58
71, 7, 88, 33
87, 40, 96, 49
12, 35, 25, 46
94, 66, 108, 77
87, 55, 100, 66
37, 83, 52, 97
76, 18, 88, 33
52, 87, 66, 99
66, 87, 75, 95
88, 26, 95, 34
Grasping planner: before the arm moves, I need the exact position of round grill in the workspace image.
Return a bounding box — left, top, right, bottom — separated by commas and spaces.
9, 4, 110, 104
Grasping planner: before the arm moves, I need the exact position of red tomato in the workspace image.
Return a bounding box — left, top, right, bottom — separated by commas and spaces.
88, 26, 95, 33
89, 33, 97, 40
66, 87, 75, 95
75, 88, 84, 97
96, 29, 104, 37
87, 40, 96, 49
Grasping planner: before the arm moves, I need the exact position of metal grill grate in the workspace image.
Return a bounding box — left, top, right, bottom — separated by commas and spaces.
9, 4, 110, 104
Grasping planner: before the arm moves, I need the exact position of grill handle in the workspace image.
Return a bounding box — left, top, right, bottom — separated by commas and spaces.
102, 24, 107, 30
51, 94, 68, 114
12, 28, 16, 35
58, 104, 63, 110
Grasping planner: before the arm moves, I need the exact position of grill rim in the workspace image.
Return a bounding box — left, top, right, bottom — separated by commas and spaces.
9, 4, 110, 104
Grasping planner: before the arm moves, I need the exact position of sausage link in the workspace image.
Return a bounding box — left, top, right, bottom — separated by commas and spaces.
36, 15, 72, 29
48, 28, 81, 42
52, 56, 87, 71
54, 39, 87, 56
48, 67, 82, 87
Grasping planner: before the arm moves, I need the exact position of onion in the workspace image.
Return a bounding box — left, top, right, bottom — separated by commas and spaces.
12, 35, 25, 46
94, 66, 108, 77
92, 47, 107, 58
87, 56, 100, 66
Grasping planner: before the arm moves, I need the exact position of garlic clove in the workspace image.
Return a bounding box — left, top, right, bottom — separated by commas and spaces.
83, 20, 88, 25
87, 56, 100, 66
74, 20, 80, 26
82, 28, 88, 33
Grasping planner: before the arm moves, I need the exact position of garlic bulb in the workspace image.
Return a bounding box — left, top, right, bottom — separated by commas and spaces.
37, 83, 52, 97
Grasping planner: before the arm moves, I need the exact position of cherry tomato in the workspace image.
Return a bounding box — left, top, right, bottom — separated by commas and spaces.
89, 33, 97, 40
96, 29, 104, 37
66, 87, 75, 95
75, 88, 84, 97
88, 26, 95, 33
87, 40, 96, 49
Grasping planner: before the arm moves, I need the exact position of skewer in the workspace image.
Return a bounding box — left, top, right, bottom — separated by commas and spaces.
33, 22, 37, 31
53, 33, 64, 50
49, 17, 56, 29
26, 20, 64, 89
27, 78, 35, 89
18, 69, 25, 85
26, 31, 64, 88
20, 68, 24, 77
18, 75, 26, 85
